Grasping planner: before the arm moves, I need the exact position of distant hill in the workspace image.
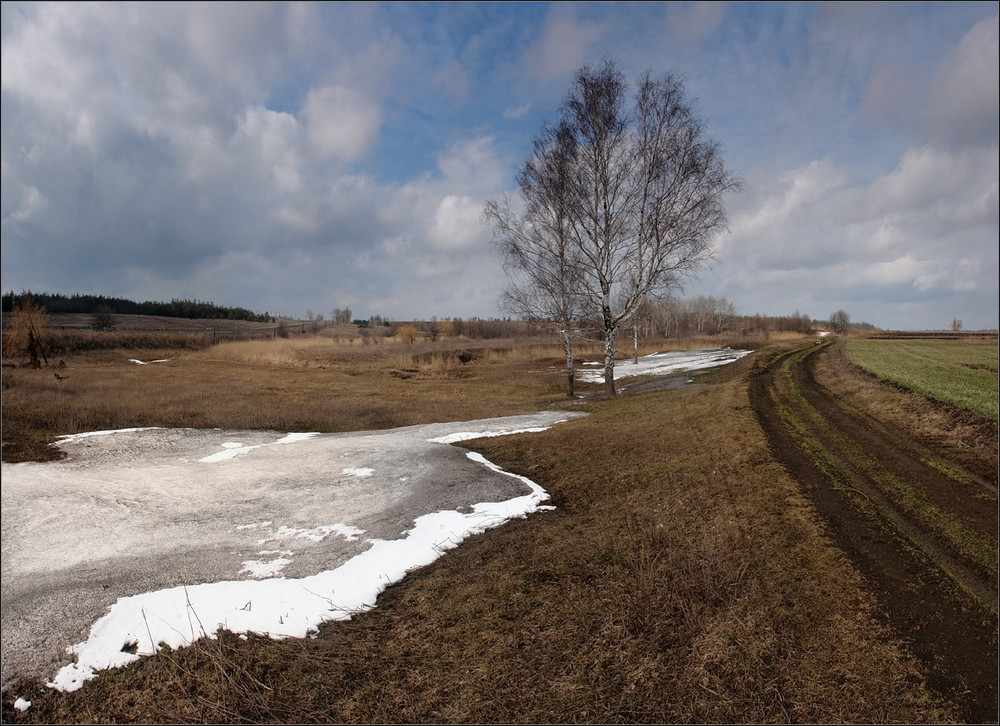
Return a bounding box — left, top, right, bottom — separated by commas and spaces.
2, 291, 273, 323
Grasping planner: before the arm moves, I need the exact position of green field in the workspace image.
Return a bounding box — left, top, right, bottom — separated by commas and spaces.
844, 339, 999, 420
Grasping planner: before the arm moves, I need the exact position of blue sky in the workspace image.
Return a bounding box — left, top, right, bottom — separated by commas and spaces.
2, 2, 997, 329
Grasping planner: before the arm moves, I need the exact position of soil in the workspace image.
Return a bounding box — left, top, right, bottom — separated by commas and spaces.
749, 339, 998, 724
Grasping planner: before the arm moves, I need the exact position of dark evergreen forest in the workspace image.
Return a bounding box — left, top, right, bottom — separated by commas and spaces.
2, 291, 272, 322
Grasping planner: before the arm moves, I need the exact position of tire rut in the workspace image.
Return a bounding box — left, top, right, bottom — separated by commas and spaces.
749, 340, 998, 724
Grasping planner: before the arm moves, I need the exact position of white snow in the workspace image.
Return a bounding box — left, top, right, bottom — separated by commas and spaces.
429, 425, 557, 445
577, 347, 751, 384
199, 432, 320, 462
57, 427, 165, 443
42, 422, 566, 693
271, 524, 365, 543
235, 521, 273, 530
13, 697, 31, 712
240, 557, 292, 579
342, 467, 374, 477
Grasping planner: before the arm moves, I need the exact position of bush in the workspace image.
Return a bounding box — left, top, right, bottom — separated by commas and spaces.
2, 298, 51, 367
396, 325, 421, 344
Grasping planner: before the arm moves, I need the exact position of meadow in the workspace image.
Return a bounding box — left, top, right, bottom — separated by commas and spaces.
1, 327, 990, 723
843, 339, 999, 419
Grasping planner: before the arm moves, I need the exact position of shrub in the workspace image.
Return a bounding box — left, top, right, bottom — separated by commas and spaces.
396, 325, 421, 344
2, 298, 51, 367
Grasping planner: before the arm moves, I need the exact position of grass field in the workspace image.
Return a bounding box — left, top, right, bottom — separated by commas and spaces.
844, 339, 999, 420
0, 332, 968, 722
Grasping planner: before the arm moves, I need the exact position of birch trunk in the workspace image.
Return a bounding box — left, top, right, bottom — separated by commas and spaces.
563, 329, 575, 398
603, 327, 617, 397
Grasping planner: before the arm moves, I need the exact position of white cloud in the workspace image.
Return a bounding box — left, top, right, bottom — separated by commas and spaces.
4, 182, 48, 223
302, 85, 381, 164
923, 14, 999, 150
667, 2, 725, 47
1, 2, 995, 328
435, 136, 507, 193
428, 195, 484, 252
731, 158, 846, 241
430, 59, 470, 103
521, 4, 603, 82
232, 106, 304, 194
860, 13, 999, 152
850, 145, 999, 255
503, 104, 532, 119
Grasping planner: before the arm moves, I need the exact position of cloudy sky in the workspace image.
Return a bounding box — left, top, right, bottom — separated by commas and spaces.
2, 2, 997, 329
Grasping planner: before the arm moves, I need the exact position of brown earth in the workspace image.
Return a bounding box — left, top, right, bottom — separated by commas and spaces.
749, 338, 998, 724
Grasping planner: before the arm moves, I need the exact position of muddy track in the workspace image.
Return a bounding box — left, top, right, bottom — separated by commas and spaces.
749, 340, 998, 724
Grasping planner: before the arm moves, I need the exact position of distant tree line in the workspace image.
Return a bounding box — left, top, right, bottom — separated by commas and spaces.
414, 317, 543, 340
580, 295, 816, 343
1, 291, 273, 322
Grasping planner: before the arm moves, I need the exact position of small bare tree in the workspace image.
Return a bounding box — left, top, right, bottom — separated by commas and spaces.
951, 318, 963, 332
485, 120, 584, 397
3, 298, 50, 367
91, 304, 116, 331
830, 309, 851, 335
435, 320, 455, 339
311, 313, 325, 333
396, 324, 420, 344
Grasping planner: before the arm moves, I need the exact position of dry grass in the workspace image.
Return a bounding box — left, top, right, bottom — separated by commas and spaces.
0, 339, 575, 463
1, 334, 957, 723
0, 332, 754, 463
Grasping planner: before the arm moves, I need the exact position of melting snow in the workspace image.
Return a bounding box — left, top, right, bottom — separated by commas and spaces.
577, 347, 751, 384
42, 421, 569, 693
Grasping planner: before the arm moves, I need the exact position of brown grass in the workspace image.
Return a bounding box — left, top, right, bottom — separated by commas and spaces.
0, 339, 575, 463
0, 334, 957, 723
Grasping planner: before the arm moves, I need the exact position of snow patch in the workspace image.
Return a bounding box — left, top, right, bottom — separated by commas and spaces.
200, 432, 320, 463
57, 427, 165, 444
235, 521, 273, 530
47, 451, 553, 693
577, 348, 751, 384
429, 425, 558, 445
240, 557, 292, 579
272, 524, 366, 543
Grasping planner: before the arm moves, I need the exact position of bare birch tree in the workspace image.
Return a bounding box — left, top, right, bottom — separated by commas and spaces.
562, 61, 741, 395
484, 121, 584, 397
830, 309, 851, 335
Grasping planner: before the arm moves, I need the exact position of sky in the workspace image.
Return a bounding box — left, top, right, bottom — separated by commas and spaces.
2, 2, 997, 330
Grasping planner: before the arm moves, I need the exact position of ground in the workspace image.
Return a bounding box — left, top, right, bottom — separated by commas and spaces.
1, 334, 995, 722
749, 338, 998, 724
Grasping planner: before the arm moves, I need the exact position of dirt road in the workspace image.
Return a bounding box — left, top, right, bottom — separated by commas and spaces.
749, 339, 998, 723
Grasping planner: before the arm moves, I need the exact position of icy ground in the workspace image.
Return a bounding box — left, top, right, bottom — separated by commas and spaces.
578, 347, 752, 384
1, 412, 585, 697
